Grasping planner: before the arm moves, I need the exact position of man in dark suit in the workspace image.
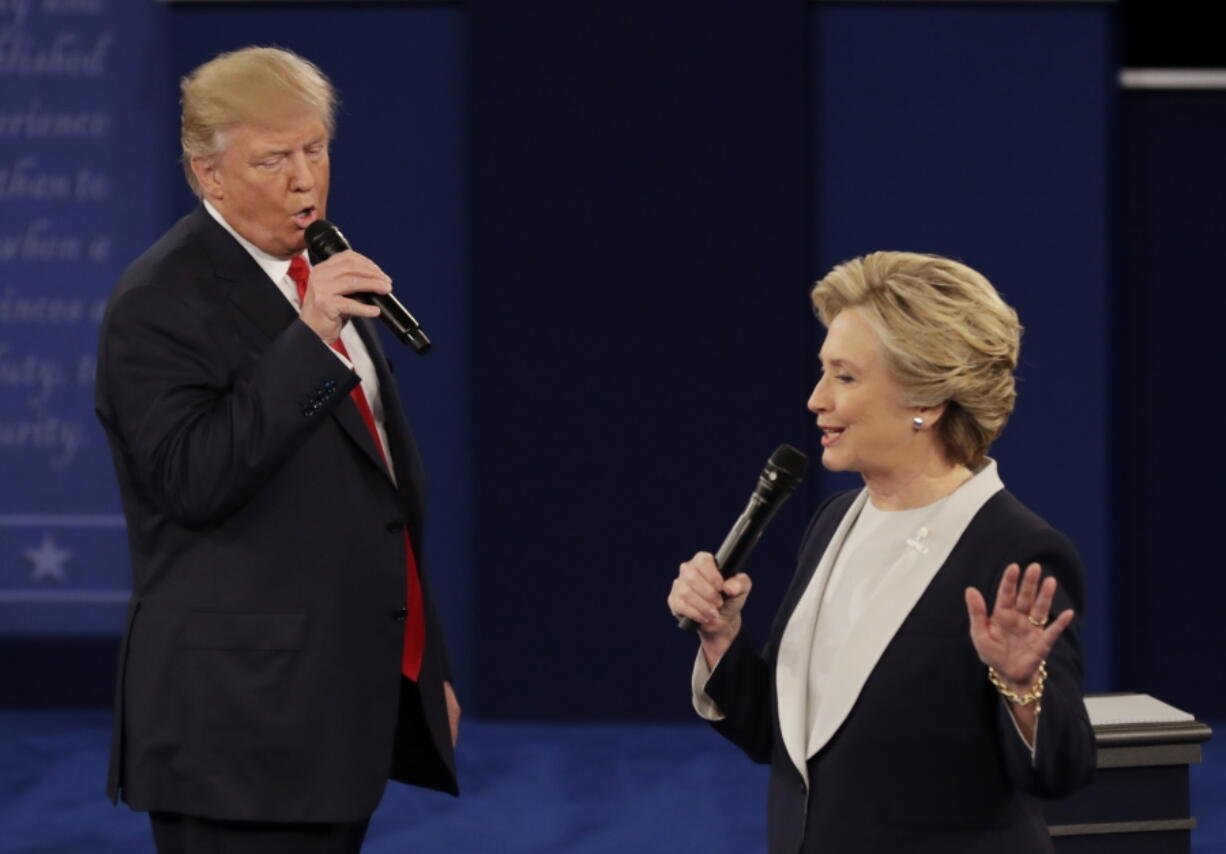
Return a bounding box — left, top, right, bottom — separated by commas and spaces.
95, 46, 459, 853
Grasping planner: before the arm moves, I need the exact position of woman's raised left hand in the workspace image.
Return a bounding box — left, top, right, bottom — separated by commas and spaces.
965, 562, 1075, 692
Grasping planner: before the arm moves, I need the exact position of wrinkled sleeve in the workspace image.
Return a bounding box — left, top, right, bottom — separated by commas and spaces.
703, 631, 774, 764
97, 284, 358, 530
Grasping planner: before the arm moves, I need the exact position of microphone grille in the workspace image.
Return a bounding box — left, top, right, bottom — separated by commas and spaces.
768, 444, 809, 483
305, 219, 350, 264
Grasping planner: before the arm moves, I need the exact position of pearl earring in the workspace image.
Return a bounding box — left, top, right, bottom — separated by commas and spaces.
912, 417, 923, 431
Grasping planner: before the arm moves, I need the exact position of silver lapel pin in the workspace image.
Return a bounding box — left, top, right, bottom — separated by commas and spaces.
906, 526, 930, 554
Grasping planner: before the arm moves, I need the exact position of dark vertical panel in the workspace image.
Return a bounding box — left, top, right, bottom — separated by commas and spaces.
812, 4, 1115, 691
1122, 1, 1226, 67
469, 2, 812, 719
1118, 92, 1226, 716
0, 637, 120, 706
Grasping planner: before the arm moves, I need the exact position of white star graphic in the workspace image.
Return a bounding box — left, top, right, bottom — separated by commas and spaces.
24, 534, 73, 585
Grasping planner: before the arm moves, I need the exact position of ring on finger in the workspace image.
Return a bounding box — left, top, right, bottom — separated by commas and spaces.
1027, 614, 1049, 628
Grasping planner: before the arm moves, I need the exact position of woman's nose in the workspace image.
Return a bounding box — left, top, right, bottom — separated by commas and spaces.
807, 376, 828, 415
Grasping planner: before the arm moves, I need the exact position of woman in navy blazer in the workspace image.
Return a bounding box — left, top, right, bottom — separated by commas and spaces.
669, 252, 1095, 853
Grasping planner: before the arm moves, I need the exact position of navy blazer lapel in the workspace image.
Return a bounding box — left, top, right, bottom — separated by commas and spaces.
772, 489, 864, 782
803, 464, 1004, 757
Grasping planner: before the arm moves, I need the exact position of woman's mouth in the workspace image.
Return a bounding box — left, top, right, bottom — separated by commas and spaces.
819, 426, 845, 447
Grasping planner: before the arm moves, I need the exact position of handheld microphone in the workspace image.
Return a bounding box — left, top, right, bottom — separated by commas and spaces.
677, 444, 809, 632
304, 219, 432, 354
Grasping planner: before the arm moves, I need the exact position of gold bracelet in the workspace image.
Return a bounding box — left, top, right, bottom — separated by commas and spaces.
987, 661, 1047, 714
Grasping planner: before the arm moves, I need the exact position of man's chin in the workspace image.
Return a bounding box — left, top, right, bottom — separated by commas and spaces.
281, 234, 309, 259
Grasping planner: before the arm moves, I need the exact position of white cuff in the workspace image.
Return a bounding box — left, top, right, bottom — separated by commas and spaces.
691, 649, 726, 721
1001, 696, 1038, 764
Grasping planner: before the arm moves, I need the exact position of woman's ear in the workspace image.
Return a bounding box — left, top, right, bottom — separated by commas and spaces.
914, 401, 950, 428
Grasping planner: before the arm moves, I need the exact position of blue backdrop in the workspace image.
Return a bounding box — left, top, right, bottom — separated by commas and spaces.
810, 2, 1114, 694
1, 0, 1221, 722
1116, 89, 1226, 716
1, 1, 169, 635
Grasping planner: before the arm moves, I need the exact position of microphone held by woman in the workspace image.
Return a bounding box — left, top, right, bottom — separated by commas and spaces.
676, 444, 808, 631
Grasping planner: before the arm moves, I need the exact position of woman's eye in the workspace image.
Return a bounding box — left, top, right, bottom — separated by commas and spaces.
818, 369, 854, 385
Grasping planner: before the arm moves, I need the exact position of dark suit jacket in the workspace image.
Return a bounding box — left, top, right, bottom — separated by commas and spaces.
705, 488, 1096, 854
95, 206, 458, 823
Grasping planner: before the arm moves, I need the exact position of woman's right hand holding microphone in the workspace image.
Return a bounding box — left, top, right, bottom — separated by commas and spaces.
668, 551, 753, 669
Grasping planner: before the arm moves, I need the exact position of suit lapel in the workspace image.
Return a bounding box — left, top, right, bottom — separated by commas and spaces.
194, 206, 299, 343
353, 320, 425, 523
329, 375, 392, 482
800, 462, 1006, 762
774, 490, 868, 785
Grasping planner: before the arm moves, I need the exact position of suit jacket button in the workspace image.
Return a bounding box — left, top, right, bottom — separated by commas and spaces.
392, 607, 407, 623
386, 520, 405, 533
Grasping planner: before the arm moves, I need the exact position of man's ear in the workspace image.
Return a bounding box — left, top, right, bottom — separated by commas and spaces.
191, 156, 224, 201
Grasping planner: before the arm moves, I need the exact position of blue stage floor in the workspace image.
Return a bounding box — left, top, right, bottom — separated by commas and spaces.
1, 711, 1221, 853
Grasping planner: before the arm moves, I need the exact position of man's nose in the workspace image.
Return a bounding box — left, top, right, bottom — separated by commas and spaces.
287, 151, 315, 191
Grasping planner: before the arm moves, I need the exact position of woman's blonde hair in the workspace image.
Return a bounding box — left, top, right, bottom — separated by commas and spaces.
180, 46, 337, 195
811, 251, 1022, 469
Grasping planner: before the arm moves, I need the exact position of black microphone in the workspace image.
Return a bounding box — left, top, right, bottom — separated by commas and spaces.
677, 444, 809, 632
304, 219, 431, 354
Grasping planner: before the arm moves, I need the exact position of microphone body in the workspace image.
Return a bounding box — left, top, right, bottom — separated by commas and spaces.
678, 444, 809, 632
304, 219, 431, 354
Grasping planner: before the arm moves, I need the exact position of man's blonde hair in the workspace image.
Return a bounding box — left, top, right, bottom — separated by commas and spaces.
180, 46, 337, 195
811, 251, 1022, 469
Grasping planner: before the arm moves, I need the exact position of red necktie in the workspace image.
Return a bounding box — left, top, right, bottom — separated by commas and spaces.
289, 255, 425, 681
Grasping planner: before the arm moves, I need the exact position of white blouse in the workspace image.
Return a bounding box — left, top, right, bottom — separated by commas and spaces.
801, 497, 950, 756
693, 461, 1014, 784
